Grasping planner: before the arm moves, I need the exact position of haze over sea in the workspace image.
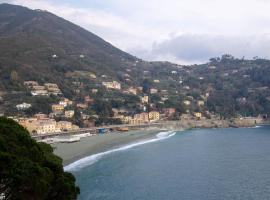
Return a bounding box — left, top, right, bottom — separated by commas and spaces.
67, 126, 270, 200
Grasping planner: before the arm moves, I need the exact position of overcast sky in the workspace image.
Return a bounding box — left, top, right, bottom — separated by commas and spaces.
2, 0, 270, 64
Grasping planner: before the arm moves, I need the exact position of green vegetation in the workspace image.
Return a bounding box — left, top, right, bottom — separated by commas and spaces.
0, 4, 270, 121
0, 117, 79, 199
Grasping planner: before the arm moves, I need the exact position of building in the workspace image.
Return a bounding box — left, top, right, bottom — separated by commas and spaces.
44, 83, 61, 95
89, 73, 96, 79
92, 89, 98, 93
16, 103, 31, 110
102, 81, 121, 90
57, 121, 73, 131
150, 88, 158, 94
32, 85, 46, 90
183, 100, 191, 106
154, 79, 160, 83
24, 81, 39, 87
65, 110, 75, 118
76, 103, 88, 109
122, 116, 133, 124
134, 112, 149, 123
149, 111, 160, 121
127, 87, 137, 95
52, 104, 64, 113
59, 98, 73, 107
141, 96, 149, 104
163, 108, 176, 117
197, 100, 205, 106
31, 90, 48, 96
194, 112, 202, 119
34, 113, 48, 120
21, 119, 59, 135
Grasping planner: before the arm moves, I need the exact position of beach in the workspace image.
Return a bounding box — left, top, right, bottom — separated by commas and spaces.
52, 129, 163, 165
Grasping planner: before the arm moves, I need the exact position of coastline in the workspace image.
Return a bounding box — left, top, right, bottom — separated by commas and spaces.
52, 129, 164, 166
52, 118, 270, 167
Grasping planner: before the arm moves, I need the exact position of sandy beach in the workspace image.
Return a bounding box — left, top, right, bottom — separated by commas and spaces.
52, 128, 164, 165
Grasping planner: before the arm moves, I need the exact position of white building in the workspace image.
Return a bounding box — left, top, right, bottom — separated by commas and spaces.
16, 103, 32, 110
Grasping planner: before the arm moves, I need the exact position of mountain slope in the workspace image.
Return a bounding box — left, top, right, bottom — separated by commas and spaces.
0, 3, 137, 93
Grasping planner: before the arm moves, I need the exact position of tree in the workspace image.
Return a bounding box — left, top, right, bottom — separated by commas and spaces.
0, 117, 80, 199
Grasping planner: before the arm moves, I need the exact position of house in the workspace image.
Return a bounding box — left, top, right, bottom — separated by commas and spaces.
127, 87, 137, 95
57, 121, 73, 131
150, 88, 158, 94
209, 66, 216, 69
183, 86, 190, 90
31, 90, 49, 96
102, 81, 121, 90
34, 113, 48, 120
122, 116, 133, 124
32, 85, 46, 90
59, 98, 73, 107
44, 83, 62, 95
23, 119, 59, 135
76, 103, 88, 109
197, 100, 205, 106
141, 96, 149, 104
16, 103, 31, 110
163, 108, 176, 117
89, 73, 96, 79
194, 112, 202, 119
92, 89, 98, 93
24, 81, 39, 87
183, 100, 191, 106
154, 79, 160, 83
65, 110, 75, 118
149, 111, 160, 121
52, 104, 64, 113
134, 112, 149, 123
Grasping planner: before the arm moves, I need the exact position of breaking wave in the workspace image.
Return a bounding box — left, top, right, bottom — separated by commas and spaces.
64, 131, 176, 172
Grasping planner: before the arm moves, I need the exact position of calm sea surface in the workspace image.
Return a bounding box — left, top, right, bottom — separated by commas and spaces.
69, 126, 270, 200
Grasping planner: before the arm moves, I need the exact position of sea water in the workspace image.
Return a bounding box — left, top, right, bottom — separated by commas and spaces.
66, 126, 270, 200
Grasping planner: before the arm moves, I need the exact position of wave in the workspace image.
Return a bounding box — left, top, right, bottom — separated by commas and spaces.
64, 131, 176, 172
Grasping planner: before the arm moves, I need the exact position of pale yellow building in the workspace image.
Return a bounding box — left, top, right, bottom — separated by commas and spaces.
141, 96, 149, 104
57, 121, 73, 131
65, 110, 75, 118
22, 119, 59, 135
148, 111, 160, 121
194, 112, 202, 119
102, 81, 121, 90
52, 104, 64, 112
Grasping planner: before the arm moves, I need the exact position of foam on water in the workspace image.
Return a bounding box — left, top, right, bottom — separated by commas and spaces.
64, 131, 176, 172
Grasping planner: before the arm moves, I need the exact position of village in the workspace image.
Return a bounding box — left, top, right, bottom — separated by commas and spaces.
7, 74, 213, 136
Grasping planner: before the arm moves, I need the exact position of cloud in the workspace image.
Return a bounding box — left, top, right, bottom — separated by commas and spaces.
3, 0, 270, 64
133, 34, 270, 64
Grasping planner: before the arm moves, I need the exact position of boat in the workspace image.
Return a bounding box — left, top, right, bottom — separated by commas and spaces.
117, 127, 129, 132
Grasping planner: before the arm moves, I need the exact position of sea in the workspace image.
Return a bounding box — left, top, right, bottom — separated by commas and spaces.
65, 126, 270, 200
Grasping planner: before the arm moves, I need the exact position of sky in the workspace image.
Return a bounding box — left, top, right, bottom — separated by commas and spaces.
2, 0, 270, 64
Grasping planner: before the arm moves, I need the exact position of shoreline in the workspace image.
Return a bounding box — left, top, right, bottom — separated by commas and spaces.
52, 128, 165, 166
52, 119, 270, 166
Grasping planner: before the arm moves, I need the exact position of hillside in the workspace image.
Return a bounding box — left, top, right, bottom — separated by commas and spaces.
0, 3, 139, 93
0, 4, 270, 123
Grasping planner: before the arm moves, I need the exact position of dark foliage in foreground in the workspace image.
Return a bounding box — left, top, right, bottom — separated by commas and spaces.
0, 117, 79, 200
